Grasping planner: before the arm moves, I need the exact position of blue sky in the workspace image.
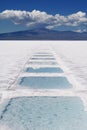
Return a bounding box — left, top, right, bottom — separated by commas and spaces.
0, 0, 87, 33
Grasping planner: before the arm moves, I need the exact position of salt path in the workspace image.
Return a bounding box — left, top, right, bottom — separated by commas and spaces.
0, 45, 87, 130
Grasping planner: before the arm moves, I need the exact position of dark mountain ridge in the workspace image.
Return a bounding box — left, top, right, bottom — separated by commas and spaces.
0, 28, 87, 40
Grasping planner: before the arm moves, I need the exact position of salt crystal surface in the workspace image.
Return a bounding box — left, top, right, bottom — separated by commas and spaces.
0, 97, 87, 130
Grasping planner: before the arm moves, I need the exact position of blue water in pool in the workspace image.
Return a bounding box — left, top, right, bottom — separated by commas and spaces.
19, 77, 72, 89
0, 97, 87, 130
31, 58, 55, 60
26, 67, 63, 73
33, 55, 54, 57
28, 61, 57, 65
34, 53, 52, 55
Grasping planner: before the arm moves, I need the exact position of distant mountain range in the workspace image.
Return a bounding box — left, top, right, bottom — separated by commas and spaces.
0, 28, 87, 40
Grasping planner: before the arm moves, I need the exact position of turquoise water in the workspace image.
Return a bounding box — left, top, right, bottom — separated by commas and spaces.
19, 77, 72, 89
0, 97, 87, 130
26, 67, 63, 73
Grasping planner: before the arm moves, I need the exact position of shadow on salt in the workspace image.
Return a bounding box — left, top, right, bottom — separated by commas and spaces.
0, 97, 87, 130
19, 76, 72, 89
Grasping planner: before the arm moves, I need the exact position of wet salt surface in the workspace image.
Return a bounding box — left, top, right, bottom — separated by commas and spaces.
0, 97, 87, 130
26, 67, 63, 73
19, 77, 72, 89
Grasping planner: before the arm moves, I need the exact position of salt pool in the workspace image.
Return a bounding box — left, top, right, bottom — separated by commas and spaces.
0, 97, 87, 130
26, 67, 63, 73
33, 54, 54, 57
19, 76, 72, 89
28, 61, 57, 65
31, 57, 55, 60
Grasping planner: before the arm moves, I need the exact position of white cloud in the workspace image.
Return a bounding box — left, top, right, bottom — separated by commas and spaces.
0, 10, 55, 25
73, 28, 87, 33
0, 9, 87, 31
67, 11, 87, 26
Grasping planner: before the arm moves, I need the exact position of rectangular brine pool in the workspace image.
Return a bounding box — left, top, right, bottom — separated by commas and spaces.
0, 97, 87, 130
34, 52, 52, 54
28, 61, 57, 65
26, 67, 63, 73
31, 58, 55, 60
33, 54, 54, 57
19, 76, 72, 89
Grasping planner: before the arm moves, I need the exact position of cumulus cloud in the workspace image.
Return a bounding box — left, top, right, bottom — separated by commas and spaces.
0, 10, 55, 26
67, 11, 87, 26
0, 9, 87, 31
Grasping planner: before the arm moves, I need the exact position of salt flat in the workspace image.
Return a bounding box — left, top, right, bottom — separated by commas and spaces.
0, 41, 87, 130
